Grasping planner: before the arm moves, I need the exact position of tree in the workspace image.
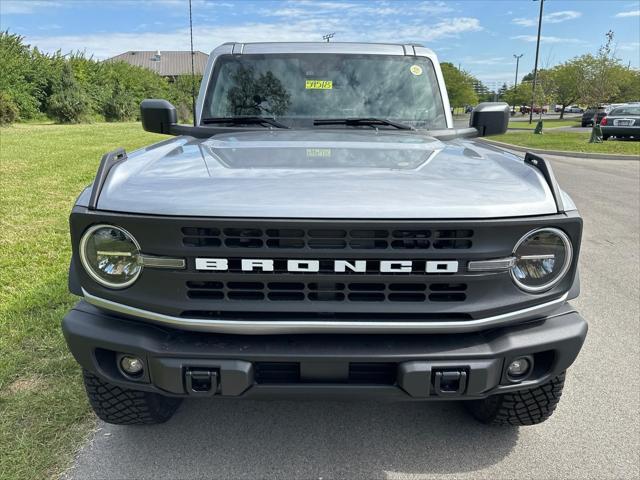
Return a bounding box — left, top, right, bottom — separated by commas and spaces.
440, 62, 478, 108
502, 82, 533, 112
497, 83, 509, 101
549, 59, 584, 118
580, 31, 618, 142
48, 63, 90, 123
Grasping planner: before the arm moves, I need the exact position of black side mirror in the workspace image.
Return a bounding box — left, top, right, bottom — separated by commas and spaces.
140, 99, 177, 134
470, 102, 510, 136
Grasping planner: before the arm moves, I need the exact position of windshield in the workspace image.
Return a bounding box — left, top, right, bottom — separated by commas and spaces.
202, 54, 447, 129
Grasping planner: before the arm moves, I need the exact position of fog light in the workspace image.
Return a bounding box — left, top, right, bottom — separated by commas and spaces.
120, 355, 144, 376
507, 357, 531, 378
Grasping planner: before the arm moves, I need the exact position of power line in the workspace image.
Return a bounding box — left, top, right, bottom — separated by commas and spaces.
322, 33, 335, 42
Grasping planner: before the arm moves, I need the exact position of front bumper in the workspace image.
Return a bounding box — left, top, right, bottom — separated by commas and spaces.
63, 301, 587, 401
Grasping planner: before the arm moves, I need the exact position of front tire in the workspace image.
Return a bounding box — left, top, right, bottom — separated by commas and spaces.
83, 370, 182, 425
465, 372, 565, 426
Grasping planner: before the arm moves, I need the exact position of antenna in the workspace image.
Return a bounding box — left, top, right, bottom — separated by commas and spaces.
189, 0, 196, 126
322, 33, 335, 42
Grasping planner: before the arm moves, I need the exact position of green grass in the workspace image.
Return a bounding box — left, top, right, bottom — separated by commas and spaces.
508, 118, 581, 129
491, 130, 640, 155
0, 123, 166, 480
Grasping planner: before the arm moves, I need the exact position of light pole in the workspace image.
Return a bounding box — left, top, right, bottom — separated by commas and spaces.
513, 54, 523, 86
323, 33, 335, 42
529, 0, 544, 124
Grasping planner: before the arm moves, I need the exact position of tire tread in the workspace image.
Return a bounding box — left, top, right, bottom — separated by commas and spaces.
467, 372, 565, 426
83, 370, 181, 425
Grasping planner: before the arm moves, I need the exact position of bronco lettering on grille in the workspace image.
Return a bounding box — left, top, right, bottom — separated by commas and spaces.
194, 258, 459, 274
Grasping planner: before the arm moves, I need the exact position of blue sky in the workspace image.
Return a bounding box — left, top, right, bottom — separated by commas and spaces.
1, 0, 639, 85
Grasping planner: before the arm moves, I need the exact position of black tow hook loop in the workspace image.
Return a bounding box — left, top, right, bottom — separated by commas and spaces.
185, 369, 219, 396
433, 370, 467, 396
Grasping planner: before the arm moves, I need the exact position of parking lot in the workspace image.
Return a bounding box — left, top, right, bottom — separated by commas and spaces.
63, 153, 639, 480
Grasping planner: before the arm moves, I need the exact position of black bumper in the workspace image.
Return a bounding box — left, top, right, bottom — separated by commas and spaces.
601, 125, 639, 137
62, 301, 587, 401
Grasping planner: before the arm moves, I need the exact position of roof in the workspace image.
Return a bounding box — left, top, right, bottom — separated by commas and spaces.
211, 42, 434, 58
105, 51, 209, 76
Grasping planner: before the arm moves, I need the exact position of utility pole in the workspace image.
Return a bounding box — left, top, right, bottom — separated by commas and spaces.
513, 54, 523, 86
322, 33, 335, 42
529, 0, 544, 124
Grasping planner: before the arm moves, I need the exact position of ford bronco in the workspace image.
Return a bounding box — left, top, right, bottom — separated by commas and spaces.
62, 42, 587, 426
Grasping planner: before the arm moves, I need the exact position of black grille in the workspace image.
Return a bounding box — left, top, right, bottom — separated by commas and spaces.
182, 227, 473, 250
186, 280, 467, 303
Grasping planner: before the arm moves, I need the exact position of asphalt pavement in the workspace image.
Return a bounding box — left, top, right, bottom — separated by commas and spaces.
64, 154, 640, 480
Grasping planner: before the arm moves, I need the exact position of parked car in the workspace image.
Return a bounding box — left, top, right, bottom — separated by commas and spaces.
62, 41, 587, 427
519, 105, 548, 114
581, 107, 607, 127
565, 105, 584, 113
600, 105, 640, 140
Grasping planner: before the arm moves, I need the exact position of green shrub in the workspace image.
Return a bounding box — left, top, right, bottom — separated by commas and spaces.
103, 81, 137, 121
0, 92, 19, 125
47, 64, 90, 123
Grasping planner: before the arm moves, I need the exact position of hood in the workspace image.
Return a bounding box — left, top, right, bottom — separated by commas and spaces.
93, 129, 558, 218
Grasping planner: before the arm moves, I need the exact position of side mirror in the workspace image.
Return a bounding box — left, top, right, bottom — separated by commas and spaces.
470, 102, 510, 136
140, 99, 177, 134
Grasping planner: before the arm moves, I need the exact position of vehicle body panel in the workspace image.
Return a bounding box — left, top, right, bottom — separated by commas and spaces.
94, 130, 559, 219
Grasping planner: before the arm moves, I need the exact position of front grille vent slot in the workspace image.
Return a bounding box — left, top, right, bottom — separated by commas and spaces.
181, 227, 473, 250
186, 281, 467, 303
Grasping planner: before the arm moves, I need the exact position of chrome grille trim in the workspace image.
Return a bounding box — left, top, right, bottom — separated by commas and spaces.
82, 288, 569, 335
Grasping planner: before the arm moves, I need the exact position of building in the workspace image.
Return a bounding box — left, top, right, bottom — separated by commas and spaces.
105, 50, 209, 79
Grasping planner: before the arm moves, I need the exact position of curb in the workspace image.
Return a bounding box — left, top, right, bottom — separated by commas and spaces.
476, 138, 640, 161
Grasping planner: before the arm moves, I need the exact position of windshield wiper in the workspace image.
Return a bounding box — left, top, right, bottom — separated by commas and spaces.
313, 117, 413, 130
202, 116, 290, 129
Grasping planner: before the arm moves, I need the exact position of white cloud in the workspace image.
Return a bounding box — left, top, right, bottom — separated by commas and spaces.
615, 9, 640, 17
512, 10, 582, 27
617, 41, 640, 51
512, 35, 580, 44
463, 57, 506, 65
1, 0, 62, 15
23, 12, 482, 59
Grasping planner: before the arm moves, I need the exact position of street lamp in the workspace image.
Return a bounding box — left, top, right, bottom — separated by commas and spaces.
529, 0, 545, 124
513, 54, 524, 86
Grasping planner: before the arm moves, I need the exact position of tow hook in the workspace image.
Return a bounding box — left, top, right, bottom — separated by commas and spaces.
433, 370, 467, 396
185, 368, 219, 396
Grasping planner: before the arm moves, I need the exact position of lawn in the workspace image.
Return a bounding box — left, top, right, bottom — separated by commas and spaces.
508, 118, 581, 129
490, 130, 640, 156
0, 123, 166, 480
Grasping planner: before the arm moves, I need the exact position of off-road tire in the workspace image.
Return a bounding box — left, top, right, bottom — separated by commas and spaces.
465, 372, 565, 426
83, 370, 182, 425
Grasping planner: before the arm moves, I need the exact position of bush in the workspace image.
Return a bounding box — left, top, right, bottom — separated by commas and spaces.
103, 82, 137, 121
48, 63, 90, 123
0, 92, 19, 125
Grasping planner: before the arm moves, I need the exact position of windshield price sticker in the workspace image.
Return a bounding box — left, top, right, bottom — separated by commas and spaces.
305, 80, 333, 90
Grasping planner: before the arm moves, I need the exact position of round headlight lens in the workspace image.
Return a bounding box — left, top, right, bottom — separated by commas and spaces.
511, 228, 572, 293
79, 225, 142, 288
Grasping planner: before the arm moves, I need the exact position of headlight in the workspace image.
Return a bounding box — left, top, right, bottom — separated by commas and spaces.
510, 228, 572, 293
79, 225, 142, 288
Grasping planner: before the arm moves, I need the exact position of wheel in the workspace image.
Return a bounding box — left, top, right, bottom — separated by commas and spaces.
465, 372, 565, 426
581, 122, 588, 127
83, 369, 182, 425
602, 135, 610, 141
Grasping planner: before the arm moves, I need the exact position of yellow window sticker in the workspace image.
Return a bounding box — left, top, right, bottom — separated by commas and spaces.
305, 80, 333, 90
410, 65, 423, 76
306, 148, 332, 158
